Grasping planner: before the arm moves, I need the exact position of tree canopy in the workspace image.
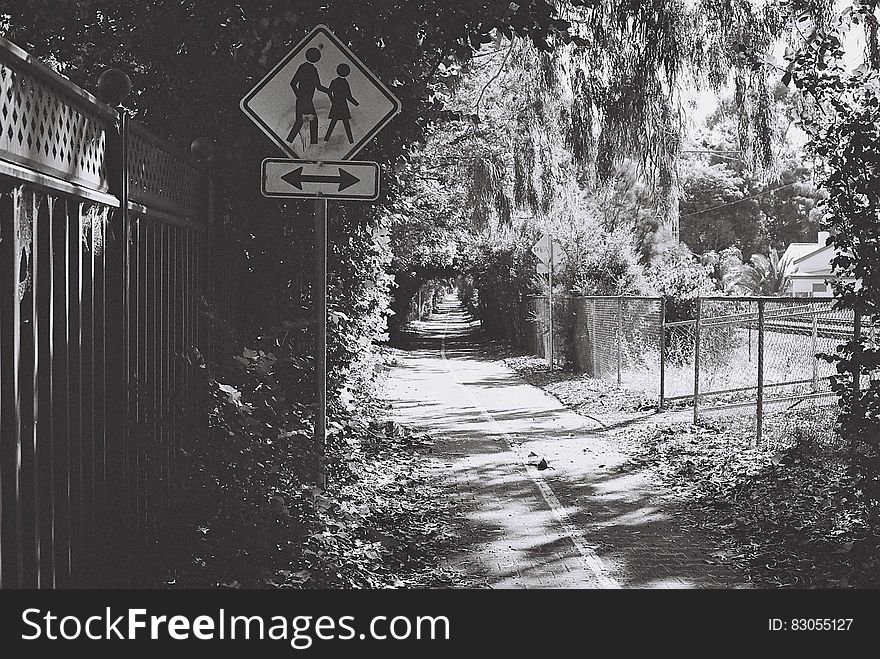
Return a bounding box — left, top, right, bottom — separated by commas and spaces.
6, 0, 880, 450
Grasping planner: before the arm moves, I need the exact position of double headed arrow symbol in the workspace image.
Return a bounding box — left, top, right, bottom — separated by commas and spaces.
282, 166, 360, 192
262, 159, 380, 200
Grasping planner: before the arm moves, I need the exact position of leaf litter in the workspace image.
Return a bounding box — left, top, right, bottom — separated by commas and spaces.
504, 356, 880, 588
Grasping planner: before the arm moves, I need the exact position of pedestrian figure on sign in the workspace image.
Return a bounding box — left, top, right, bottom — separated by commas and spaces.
286, 47, 329, 145
324, 63, 359, 144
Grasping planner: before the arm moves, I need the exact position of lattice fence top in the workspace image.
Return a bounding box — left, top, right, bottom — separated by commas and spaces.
0, 59, 111, 191
127, 122, 206, 220
0, 37, 208, 223
0, 39, 115, 193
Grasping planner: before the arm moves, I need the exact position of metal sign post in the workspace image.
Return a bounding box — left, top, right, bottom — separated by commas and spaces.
315, 199, 328, 487
242, 24, 401, 489
532, 232, 562, 370
548, 237, 554, 370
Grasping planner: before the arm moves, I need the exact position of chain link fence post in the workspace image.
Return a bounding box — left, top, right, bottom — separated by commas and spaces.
590, 298, 598, 375
756, 299, 765, 446
812, 305, 819, 393
659, 298, 666, 411
693, 297, 701, 425
851, 299, 862, 456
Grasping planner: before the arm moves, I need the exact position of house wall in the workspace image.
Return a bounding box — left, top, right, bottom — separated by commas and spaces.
790, 277, 832, 297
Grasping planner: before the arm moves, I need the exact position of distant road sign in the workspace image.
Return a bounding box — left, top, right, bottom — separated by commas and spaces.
241, 24, 401, 161
262, 159, 380, 200
531, 233, 564, 264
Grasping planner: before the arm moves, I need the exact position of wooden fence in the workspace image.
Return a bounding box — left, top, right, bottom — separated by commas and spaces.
0, 36, 240, 587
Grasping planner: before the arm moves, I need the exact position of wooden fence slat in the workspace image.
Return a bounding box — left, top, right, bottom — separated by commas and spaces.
181, 228, 189, 447
92, 207, 107, 586
161, 224, 169, 525
170, 225, 179, 507
123, 213, 139, 586
66, 199, 83, 587
35, 193, 55, 588
148, 219, 160, 582
50, 197, 71, 587
102, 206, 127, 586
0, 190, 17, 588
79, 209, 95, 586
17, 188, 37, 589
136, 217, 147, 579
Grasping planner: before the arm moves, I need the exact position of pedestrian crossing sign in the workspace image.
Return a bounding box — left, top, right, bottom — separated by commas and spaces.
240, 25, 402, 161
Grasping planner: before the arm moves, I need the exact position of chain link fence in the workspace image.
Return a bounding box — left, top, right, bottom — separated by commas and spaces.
524, 295, 664, 401
688, 297, 845, 451
522, 294, 857, 452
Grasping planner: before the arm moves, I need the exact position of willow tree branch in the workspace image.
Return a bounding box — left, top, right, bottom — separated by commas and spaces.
474, 40, 515, 114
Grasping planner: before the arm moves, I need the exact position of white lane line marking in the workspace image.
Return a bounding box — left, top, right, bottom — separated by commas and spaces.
440, 304, 620, 589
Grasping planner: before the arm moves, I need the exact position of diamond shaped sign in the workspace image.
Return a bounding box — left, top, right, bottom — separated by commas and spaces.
531, 233, 564, 264
240, 25, 401, 161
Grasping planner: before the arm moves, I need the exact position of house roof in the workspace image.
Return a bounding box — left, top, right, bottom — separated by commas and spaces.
780, 242, 837, 279
780, 242, 825, 266
793, 243, 834, 265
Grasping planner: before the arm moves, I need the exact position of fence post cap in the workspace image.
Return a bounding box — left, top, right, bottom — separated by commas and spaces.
190, 137, 216, 164
96, 68, 132, 106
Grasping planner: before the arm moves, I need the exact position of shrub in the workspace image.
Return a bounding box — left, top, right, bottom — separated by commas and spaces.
467, 238, 540, 344
565, 228, 649, 296
647, 242, 719, 323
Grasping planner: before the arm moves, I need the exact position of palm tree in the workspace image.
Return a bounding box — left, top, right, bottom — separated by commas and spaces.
732, 248, 790, 296
729, 247, 788, 296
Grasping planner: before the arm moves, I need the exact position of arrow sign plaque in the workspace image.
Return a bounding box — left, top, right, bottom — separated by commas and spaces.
536, 260, 560, 275
262, 159, 380, 200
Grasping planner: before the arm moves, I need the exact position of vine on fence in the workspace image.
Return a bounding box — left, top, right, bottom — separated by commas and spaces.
788, 5, 880, 459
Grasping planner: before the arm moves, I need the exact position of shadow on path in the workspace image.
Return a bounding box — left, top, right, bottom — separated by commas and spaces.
382, 296, 750, 589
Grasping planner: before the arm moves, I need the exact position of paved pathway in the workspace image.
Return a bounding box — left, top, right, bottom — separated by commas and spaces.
382, 296, 750, 589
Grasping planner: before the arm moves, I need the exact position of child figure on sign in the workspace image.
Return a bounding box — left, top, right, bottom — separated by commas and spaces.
324, 63, 359, 144
286, 47, 328, 146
